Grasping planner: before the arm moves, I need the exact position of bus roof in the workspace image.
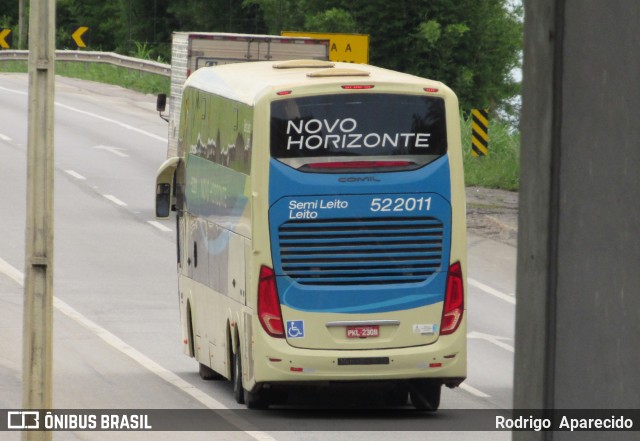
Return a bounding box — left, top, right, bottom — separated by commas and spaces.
183, 60, 448, 106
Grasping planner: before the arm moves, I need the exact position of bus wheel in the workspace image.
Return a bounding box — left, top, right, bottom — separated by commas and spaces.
244, 388, 271, 410
409, 380, 441, 411
199, 362, 222, 380
233, 350, 245, 404
233, 350, 271, 409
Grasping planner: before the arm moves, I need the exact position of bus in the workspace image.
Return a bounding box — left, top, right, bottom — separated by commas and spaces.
155, 59, 467, 410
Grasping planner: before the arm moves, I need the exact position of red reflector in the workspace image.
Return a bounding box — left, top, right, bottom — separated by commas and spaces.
277, 90, 292, 96
290, 367, 303, 372
341, 85, 375, 90
429, 363, 443, 368
441, 262, 464, 335
258, 265, 285, 338
424, 87, 439, 93
307, 161, 414, 169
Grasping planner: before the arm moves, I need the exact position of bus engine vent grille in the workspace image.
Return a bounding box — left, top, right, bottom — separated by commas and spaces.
277, 217, 444, 285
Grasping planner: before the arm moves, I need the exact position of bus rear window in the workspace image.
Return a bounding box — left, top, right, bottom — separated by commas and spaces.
270, 94, 447, 161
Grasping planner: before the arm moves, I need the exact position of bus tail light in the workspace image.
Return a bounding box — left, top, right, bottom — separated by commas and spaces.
258, 265, 285, 338
306, 160, 415, 169
341, 85, 375, 90
440, 262, 464, 335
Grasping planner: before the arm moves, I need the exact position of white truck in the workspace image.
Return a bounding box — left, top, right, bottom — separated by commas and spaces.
159, 32, 330, 157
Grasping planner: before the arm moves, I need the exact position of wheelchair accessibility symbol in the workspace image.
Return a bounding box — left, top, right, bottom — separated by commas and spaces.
286, 320, 305, 338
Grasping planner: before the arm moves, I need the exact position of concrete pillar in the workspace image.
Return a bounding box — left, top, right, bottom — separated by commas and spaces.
514, 0, 640, 439
23, 0, 56, 440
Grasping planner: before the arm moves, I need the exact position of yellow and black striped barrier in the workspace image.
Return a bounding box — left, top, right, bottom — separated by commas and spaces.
471, 108, 489, 157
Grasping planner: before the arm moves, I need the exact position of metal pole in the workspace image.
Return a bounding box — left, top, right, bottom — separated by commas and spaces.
23, 0, 56, 439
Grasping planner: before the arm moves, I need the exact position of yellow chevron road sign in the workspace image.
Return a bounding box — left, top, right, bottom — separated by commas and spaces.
72, 26, 89, 48
0, 28, 12, 49
471, 108, 489, 157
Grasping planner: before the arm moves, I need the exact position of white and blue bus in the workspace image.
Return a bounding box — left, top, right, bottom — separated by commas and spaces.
155, 60, 467, 410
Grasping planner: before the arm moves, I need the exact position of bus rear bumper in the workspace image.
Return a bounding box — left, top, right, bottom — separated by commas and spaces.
251, 331, 466, 386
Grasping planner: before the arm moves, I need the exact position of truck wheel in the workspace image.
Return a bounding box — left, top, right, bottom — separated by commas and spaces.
409, 380, 441, 411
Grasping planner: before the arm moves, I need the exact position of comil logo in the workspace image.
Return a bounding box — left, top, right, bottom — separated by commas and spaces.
7, 411, 40, 429
338, 176, 381, 183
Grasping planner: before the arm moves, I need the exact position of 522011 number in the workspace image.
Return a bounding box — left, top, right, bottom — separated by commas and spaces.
370, 196, 432, 213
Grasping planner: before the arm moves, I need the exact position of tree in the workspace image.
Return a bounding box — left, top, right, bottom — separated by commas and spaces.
48, 0, 521, 113
304, 8, 358, 33
242, 0, 308, 33
57, 0, 121, 51
245, 0, 522, 113
169, 0, 266, 34
113, 0, 177, 59
0, 0, 18, 26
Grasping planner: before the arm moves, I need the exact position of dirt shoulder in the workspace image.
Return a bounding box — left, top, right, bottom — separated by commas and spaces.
466, 186, 518, 247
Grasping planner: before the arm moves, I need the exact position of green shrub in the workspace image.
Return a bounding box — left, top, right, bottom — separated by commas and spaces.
461, 113, 520, 190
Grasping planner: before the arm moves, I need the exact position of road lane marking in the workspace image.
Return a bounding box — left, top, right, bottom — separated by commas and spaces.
0, 85, 166, 142
103, 194, 127, 207
0, 257, 23, 285
0, 133, 12, 142
468, 277, 516, 305
459, 383, 491, 398
468, 331, 515, 353
0, 257, 277, 441
65, 170, 86, 180
148, 221, 172, 232
56, 102, 166, 142
93, 145, 129, 157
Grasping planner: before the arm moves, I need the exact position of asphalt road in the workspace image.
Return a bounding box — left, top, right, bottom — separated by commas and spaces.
0, 73, 516, 440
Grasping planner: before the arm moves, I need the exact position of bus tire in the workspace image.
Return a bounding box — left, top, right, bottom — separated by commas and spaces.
199, 362, 222, 380
233, 349, 271, 409
409, 380, 441, 411
233, 350, 245, 404
244, 388, 271, 410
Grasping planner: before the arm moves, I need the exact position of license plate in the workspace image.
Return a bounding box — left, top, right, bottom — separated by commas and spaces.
346, 325, 380, 338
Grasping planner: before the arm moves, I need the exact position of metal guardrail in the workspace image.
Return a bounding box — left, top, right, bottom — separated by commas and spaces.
0, 50, 172, 77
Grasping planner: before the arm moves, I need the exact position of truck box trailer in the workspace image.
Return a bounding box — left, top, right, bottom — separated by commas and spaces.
165, 32, 330, 157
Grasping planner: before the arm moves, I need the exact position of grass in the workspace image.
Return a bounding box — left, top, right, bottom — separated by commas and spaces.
461, 113, 520, 191
1, 59, 520, 190
0, 60, 169, 96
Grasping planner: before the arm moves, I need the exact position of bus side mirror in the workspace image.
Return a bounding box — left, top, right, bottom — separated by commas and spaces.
157, 94, 169, 122
157, 93, 167, 112
155, 157, 180, 219
156, 183, 172, 218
